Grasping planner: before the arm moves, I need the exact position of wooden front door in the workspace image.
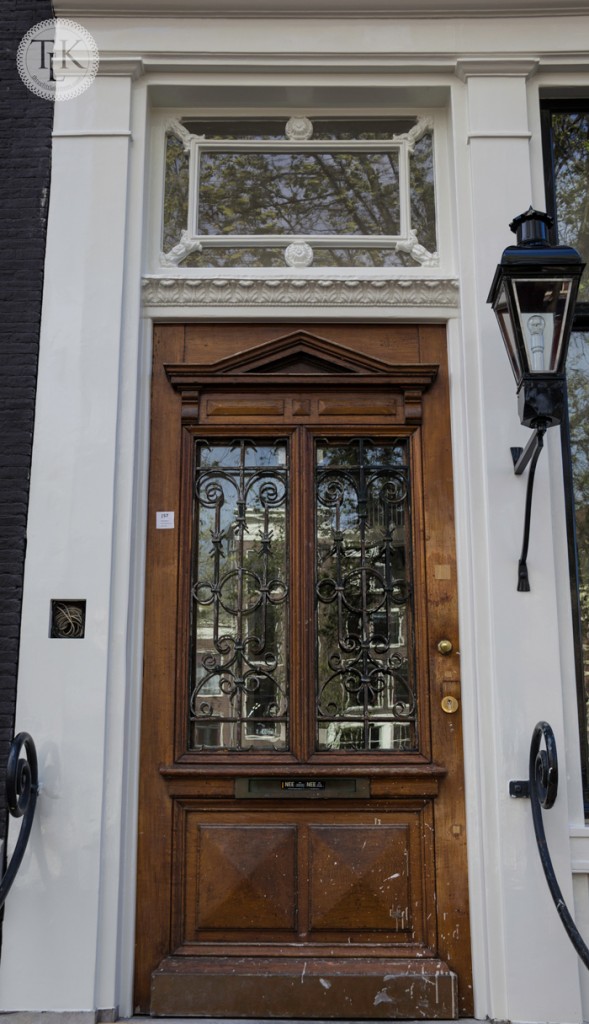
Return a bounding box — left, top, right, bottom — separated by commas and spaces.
135, 323, 472, 1019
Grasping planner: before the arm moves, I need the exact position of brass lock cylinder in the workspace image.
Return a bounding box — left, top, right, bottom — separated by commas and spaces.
437, 639, 453, 656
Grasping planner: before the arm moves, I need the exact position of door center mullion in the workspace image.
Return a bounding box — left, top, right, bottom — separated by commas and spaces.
290, 424, 314, 763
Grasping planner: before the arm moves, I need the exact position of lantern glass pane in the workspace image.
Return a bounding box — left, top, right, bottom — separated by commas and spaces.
512, 277, 574, 373
494, 282, 522, 380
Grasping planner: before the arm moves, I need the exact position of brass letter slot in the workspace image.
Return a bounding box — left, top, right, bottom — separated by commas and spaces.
235, 777, 370, 799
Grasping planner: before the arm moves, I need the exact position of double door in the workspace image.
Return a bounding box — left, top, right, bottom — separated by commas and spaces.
135, 323, 472, 1018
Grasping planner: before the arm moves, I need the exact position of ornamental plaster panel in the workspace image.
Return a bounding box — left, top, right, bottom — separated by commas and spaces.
141, 276, 460, 308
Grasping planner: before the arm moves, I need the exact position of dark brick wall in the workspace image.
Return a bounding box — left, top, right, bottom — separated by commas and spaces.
0, 2, 54, 855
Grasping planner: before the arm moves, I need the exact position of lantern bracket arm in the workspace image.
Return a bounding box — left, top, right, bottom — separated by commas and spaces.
511, 426, 544, 476
510, 425, 546, 593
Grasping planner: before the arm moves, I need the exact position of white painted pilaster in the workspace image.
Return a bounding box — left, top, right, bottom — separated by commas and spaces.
0, 76, 134, 1013
457, 64, 583, 1023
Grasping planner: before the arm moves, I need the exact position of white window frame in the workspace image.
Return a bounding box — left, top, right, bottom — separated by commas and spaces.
159, 113, 439, 270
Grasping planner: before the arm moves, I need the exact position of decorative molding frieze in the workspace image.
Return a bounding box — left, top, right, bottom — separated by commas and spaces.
88, 52, 589, 79
142, 275, 460, 308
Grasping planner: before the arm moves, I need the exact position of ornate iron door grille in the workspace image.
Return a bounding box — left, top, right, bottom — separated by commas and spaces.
189, 438, 289, 751
188, 433, 416, 755
315, 437, 416, 752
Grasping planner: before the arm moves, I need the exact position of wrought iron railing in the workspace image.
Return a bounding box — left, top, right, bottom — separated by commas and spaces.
511, 720, 589, 969
0, 732, 38, 910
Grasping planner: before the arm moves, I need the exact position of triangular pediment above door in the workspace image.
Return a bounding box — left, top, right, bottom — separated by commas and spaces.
164, 330, 439, 427
213, 330, 373, 375
171, 330, 416, 378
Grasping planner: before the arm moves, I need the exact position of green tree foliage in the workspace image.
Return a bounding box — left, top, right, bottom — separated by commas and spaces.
567, 336, 589, 712
198, 150, 401, 236
553, 112, 589, 300
553, 111, 589, 725
162, 135, 189, 252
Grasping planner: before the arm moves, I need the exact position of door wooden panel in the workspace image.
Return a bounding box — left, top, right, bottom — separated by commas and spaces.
179, 806, 434, 949
135, 323, 472, 1019
308, 824, 415, 934
190, 823, 298, 933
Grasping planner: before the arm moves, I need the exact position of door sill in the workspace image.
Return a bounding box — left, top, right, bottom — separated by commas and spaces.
150, 956, 458, 1019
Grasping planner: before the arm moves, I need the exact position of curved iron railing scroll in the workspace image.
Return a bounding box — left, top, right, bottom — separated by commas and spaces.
513, 721, 589, 970
0, 732, 38, 910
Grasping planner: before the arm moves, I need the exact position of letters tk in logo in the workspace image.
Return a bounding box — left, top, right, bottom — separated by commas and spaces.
17, 19, 99, 102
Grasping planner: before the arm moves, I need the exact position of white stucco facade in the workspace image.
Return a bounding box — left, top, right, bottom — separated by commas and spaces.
4, 5, 589, 1021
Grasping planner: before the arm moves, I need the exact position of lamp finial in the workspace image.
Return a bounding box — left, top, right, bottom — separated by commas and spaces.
509, 207, 553, 246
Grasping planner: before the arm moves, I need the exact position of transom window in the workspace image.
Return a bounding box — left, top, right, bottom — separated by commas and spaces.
161, 115, 437, 269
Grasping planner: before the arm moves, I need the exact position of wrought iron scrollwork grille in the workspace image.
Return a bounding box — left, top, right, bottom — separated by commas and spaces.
314, 438, 416, 752
511, 721, 589, 971
189, 439, 289, 751
0, 732, 39, 910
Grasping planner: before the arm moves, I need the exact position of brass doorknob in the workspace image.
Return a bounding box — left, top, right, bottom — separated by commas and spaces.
441, 695, 459, 714
437, 639, 453, 655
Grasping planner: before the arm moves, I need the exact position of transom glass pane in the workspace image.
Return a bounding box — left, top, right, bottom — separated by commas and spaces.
410, 129, 436, 255
163, 134, 189, 253
314, 438, 416, 752
197, 151, 401, 236
189, 439, 289, 751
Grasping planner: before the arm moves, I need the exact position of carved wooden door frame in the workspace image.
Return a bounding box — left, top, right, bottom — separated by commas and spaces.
135, 323, 472, 1019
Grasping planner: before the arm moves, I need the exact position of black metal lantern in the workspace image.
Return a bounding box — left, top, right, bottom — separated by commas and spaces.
488, 208, 584, 428
488, 208, 585, 591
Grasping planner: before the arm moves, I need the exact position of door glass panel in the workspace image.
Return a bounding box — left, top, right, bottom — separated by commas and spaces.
315, 438, 416, 752
189, 439, 289, 751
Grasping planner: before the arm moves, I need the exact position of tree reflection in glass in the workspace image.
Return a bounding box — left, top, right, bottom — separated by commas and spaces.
190, 439, 289, 751
315, 438, 417, 752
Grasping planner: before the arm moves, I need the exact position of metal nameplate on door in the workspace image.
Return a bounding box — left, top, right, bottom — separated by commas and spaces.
235, 777, 370, 799
282, 779, 324, 790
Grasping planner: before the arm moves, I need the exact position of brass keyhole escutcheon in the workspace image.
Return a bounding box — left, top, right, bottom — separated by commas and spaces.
437, 639, 453, 656
441, 695, 459, 714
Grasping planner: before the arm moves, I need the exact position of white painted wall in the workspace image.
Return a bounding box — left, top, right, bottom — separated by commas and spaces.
4, 11, 589, 1021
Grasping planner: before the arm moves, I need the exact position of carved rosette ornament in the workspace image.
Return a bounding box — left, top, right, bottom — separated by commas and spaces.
285, 116, 313, 140
284, 242, 314, 268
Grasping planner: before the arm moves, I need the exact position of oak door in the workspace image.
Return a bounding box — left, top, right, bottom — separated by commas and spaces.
135, 323, 472, 1019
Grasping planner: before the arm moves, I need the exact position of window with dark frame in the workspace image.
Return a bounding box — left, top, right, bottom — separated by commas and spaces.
541, 99, 589, 813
